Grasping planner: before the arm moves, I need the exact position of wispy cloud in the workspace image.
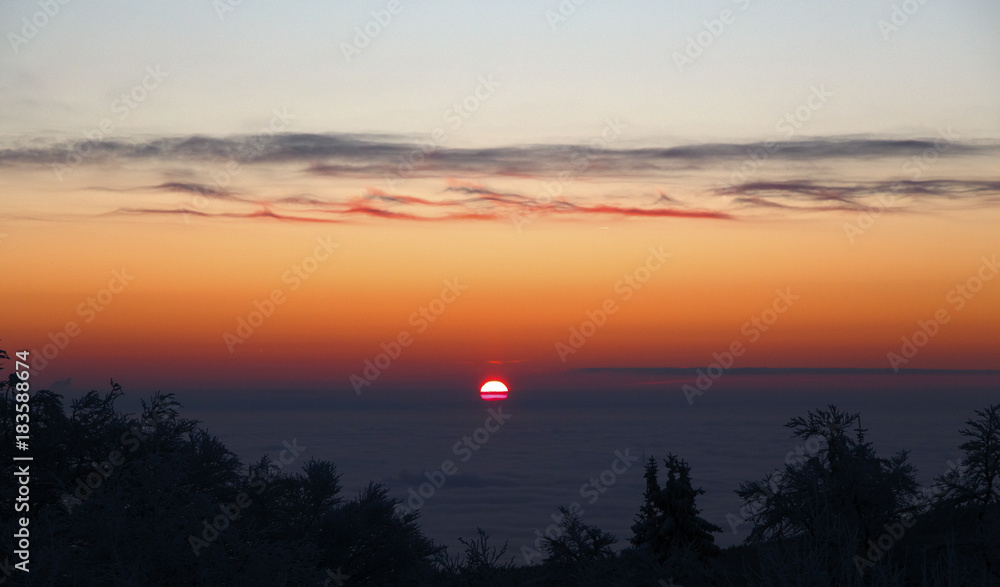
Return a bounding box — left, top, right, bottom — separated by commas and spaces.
5, 133, 999, 174
88, 181, 240, 200
110, 206, 345, 224
719, 179, 1000, 212
6, 133, 999, 225
719, 179, 1000, 200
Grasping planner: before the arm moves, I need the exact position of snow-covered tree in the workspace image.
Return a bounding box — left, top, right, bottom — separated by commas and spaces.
735, 405, 919, 555
631, 454, 721, 564
936, 404, 1000, 509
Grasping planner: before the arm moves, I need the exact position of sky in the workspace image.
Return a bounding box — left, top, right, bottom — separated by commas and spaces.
1, 0, 999, 397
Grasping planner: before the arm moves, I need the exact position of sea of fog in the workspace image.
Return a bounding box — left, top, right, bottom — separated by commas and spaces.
174, 382, 996, 564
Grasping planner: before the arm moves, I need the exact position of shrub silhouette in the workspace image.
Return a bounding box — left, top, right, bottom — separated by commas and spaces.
541, 506, 617, 565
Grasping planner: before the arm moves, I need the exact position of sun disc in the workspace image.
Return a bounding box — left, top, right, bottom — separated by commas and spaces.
479, 380, 508, 401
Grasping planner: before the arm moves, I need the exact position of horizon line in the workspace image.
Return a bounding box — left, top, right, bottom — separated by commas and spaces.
569, 367, 1000, 376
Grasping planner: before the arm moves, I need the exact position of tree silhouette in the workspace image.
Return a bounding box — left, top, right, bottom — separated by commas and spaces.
457, 528, 514, 573
736, 405, 918, 546
630, 454, 721, 583
0, 379, 443, 585
317, 481, 443, 584
934, 403, 1000, 581
542, 506, 617, 565
5, 350, 1000, 586
936, 403, 1000, 509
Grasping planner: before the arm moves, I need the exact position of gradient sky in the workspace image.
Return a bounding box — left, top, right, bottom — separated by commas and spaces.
1, 0, 998, 396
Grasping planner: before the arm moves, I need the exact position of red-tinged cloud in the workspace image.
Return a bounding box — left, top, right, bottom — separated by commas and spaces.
567, 203, 732, 219
361, 188, 461, 208
13, 133, 998, 225
99, 178, 735, 225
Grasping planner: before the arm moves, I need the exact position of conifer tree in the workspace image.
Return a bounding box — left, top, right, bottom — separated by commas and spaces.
631, 454, 721, 563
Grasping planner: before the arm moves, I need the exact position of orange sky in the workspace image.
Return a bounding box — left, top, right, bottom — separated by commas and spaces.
2, 0, 999, 398
3, 185, 998, 395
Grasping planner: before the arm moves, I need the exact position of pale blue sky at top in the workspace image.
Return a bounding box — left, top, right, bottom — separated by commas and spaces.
1, 0, 998, 146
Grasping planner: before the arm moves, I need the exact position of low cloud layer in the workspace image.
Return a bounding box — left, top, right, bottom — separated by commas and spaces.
4, 133, 998, 173
4, 133, 999, 224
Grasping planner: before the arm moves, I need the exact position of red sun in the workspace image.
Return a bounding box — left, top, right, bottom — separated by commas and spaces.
479, 380, 508, 401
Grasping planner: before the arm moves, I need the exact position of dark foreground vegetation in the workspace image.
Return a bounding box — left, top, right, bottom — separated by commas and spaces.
1, 354, 997, 585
